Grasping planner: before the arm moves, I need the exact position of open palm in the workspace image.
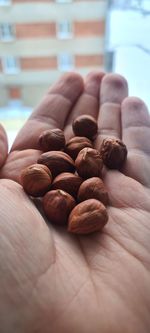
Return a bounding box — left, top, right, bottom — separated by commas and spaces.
0, 72, 150, 333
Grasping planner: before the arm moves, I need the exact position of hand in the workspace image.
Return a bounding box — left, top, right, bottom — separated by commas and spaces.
0, 124, 8, 169
0, 72, 150, 333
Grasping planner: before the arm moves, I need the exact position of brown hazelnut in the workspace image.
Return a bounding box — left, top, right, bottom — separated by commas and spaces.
65, 136, 93, 160
72, 115, 98, 140
51, 172, 83, 198
78, 177, 109, 206
21, 164, 52, 197
37, 151, 75, 178
75, 147, 103, 179
38, 128, 65, 152
100, 138, 127, 169
43, 190, 76, 225
68, 199, 108, 234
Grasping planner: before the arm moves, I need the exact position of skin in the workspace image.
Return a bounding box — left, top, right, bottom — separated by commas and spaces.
0, 72, 150, 333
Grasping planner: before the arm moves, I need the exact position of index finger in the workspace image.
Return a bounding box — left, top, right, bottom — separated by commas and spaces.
95, 74, 128, 150
11, 73, 84, 151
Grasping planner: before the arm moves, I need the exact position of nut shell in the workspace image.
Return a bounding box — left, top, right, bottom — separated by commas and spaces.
51, 172, 83, 198
38, 128, 65, 152
78, 177, 109, 206
21, 164, 52, 197
75, 147, 103, 179
37, 151, 75, 178
68, 199, 108, 234
43, 190, 76, 225
100, 138, 127, 169
65, 136, 93, 160
72, 115, 98, 140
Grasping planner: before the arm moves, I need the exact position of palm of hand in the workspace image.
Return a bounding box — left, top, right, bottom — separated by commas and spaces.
0, 73, 150, 333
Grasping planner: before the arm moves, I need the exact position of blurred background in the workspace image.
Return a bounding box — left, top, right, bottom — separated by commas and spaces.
0, 0, 150, 147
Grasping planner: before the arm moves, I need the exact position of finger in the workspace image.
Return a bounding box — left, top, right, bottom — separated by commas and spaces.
100, 73, 128, 105
95, 103, 121, 150
11, 73, 84, 151
0, 150, 41, 183
121, 97, 150, 187
95, 74, 128, 150
64, 71, 105, 141
122, 97, 150, 152
103, 170, 150, 212
0, 124, 8, 168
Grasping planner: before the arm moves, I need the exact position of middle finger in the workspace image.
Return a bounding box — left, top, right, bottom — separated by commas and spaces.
95, 73, 128, 150
64, 71, 105, 141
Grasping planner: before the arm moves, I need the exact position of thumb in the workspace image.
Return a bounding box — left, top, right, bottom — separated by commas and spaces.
0, 124, 8, 168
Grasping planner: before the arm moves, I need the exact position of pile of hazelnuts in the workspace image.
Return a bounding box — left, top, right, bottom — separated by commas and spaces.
21, 115, 127, 235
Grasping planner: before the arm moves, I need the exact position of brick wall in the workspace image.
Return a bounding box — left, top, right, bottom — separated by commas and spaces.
0, 55, 104, 73
16, 23, 56, 39
21, 57, 57, 70
9, 87, 21, 99
74, 20, 105, 36
14, 20, 105, 39
75, 54, 104, 67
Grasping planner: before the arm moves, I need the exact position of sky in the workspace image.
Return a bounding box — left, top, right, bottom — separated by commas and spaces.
108, 3, 150, 111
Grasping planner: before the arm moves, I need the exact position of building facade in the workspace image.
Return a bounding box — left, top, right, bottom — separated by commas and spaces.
0, 0, 107, 107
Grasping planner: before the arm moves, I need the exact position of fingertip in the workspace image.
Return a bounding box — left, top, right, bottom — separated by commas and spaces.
49, 72, 84, 103
85, 71, 105, 98
102, 73, 128, 88
85, 70, 105, 80
121, 96, 150, 127
122, 96, 149, 113
101, 73, 128, 104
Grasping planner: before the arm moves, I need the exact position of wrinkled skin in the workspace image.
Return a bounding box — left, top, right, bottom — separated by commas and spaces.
0, 72, 150, 333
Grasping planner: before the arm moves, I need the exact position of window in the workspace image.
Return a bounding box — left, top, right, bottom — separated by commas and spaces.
2, 57, 20, 74
0, 0, 11, 6
58, 53, 74, 71
0, 24, 14, 41
57, 21, 73, 39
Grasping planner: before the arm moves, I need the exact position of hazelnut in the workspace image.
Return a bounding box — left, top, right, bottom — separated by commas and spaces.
51, 172, 83, 198
43, 190, 76, 225
72, 115, 98, 140
38, 128, 65, 152
65, 136, 93, 160
21, 164, 52, 197
68, 199, 108, 234
78, 177, 109, 206
37, 151, 75, 178
75, 147, 103, 179
100, 138, 127, 169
